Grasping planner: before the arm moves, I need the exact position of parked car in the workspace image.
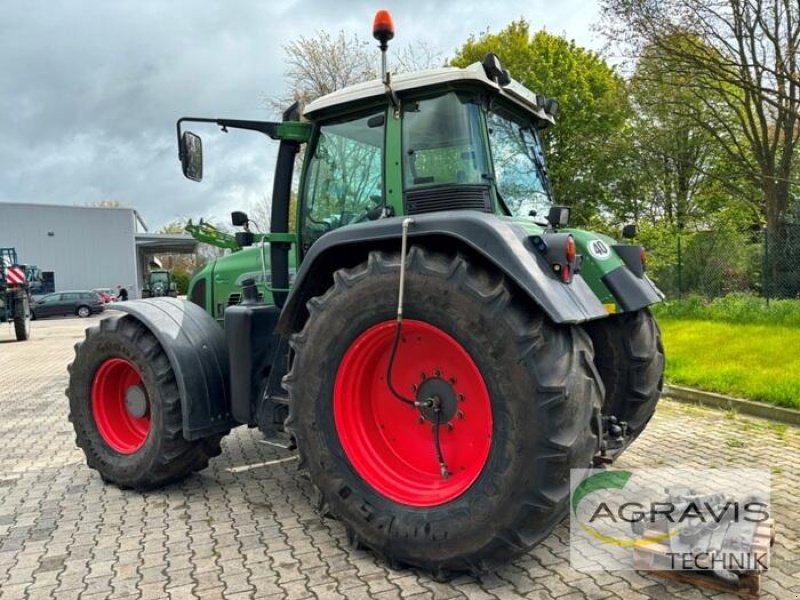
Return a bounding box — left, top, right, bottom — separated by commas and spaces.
92, 288, 116, 303
31, 291, 104, 319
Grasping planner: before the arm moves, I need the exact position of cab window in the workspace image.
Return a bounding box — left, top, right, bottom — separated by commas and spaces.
302, 109, 384, 248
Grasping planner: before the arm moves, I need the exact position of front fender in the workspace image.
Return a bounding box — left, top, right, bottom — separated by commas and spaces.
111, 298, 234, 440
278, 212, 609, 334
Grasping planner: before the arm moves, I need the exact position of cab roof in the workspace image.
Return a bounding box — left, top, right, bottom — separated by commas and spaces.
303, 61, 555, 127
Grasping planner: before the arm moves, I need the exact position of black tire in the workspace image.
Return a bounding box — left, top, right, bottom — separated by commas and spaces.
76, 305, 91, 318
67, 315, 223, 489
285, 247, 603, 574
584, 309, 664, 454
13, 293, 31, 341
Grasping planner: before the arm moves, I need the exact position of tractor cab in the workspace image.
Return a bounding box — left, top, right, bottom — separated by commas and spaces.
297, 61, 560, 251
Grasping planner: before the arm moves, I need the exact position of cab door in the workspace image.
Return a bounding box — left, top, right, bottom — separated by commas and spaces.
299, 109, 386, 255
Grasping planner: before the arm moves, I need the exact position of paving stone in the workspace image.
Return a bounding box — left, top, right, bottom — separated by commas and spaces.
1, 317, 797, 600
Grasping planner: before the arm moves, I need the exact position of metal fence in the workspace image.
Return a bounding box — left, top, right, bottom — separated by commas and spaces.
646, 224, 800, 301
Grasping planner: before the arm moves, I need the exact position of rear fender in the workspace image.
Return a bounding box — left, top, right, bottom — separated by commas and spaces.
277, 212, 609, 334
111, 298, 234, 440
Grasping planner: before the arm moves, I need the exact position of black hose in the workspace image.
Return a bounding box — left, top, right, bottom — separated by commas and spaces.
385, 319, 417, 407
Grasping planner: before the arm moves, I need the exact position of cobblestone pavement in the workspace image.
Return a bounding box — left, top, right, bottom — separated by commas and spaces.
1, 315, 798, 600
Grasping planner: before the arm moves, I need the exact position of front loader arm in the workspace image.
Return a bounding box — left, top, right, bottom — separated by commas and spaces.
185, 219, 242, 252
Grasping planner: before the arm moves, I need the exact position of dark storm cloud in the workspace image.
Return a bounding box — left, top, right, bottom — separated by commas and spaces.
0, 1, 598, 229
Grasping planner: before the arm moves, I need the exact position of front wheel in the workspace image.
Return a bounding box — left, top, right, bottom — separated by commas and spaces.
76, 305, 91, 318
13, 293, 31, 341
285, 247, 603, 574
584, 309, 664, 458
67, 315, 222, 489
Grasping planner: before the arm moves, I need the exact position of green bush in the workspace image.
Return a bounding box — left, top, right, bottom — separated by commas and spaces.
171, 269, 191, 295
653, 293, 800, 327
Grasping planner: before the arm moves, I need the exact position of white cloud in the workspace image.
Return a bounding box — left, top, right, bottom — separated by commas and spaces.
0, 0, 600, 229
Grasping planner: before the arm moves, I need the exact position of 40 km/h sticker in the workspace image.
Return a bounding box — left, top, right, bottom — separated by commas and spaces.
587, 239, 611, 260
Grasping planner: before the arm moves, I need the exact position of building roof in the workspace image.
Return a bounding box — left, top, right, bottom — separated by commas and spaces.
303, 62, 555, 126
135, 233, 197, 255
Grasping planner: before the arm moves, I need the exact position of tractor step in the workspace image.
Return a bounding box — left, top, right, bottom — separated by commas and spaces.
269, 395, 290, 406
259, 431, 295, 450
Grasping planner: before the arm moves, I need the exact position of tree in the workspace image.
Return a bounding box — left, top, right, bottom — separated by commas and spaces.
272, 31, 442, 110
616, 41, 759, 230
452, 21, 631, 223
602, 0, 800, 239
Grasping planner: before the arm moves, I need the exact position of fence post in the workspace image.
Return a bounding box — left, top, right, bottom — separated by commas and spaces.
763, 228, 770, 306
677, 232, 683, 299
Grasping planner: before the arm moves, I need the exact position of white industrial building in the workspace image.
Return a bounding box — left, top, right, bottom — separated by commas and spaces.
0, 202, 197, 299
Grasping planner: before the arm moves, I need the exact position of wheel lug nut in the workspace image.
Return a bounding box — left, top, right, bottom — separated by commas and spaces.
447, 423, 454, 431
418, 416, 425, 424
411, 384, 418, 392
457, 410, 464, 419
449, 377, 456, 385
434, 369, 441, 377
458, 394, 465, 402
420, 372, 427, 380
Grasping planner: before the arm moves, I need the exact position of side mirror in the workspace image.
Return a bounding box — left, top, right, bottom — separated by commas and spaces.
231, 211, 249, 227
180, 131, 203, 181
622, 224, 637, 239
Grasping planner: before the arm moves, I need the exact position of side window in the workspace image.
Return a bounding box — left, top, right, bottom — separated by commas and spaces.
42, 294, 60, 304
63, 293, 79, 301
302, 110, 384, 248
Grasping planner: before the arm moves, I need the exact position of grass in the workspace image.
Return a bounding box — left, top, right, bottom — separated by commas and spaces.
659, 318, 800, 410
653, 293, 800, 327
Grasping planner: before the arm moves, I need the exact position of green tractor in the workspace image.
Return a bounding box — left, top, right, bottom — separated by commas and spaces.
67, 12, 664, 575
141, 269, 178, 298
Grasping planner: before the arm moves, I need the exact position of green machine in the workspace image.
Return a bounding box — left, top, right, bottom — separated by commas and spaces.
67, 11, 664, 575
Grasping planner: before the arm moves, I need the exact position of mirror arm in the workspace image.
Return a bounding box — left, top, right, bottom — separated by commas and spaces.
177, 117, 279, 137
176, 117, 281, 160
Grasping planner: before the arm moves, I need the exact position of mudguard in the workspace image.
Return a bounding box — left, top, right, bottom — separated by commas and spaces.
111, 297, 234, 440
278, 211, 610, 333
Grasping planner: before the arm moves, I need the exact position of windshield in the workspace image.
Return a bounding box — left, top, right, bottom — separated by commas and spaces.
150, 272, 169, 284
486, 106, 553, 218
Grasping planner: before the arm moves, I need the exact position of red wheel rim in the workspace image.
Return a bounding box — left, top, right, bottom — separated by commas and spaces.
91, 358, 151, 454
334, 320, 493, 507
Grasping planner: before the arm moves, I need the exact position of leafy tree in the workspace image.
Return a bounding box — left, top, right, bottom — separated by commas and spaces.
602, 0, 800, 240
452, 21, 630, 223
616, 40, 760, 230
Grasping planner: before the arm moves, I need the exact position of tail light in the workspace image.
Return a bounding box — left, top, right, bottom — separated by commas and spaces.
566, 235, 576, 263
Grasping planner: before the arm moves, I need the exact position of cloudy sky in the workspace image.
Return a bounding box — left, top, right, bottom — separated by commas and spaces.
0, 1, 602, 230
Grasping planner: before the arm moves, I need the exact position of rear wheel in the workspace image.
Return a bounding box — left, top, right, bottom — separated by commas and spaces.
67, 315, 222, 489
286, 247, 603, 574
584, 309, 664, 458
13, 293, 31, 341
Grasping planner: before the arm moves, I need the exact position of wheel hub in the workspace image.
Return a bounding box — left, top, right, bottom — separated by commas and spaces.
124, 385, 148, 419
416, 376, 458, 423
